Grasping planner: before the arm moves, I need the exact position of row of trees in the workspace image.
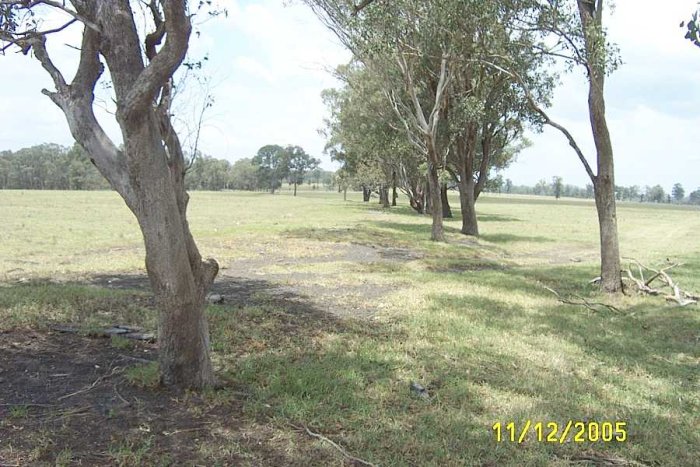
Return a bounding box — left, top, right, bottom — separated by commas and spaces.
305, 0, 636, 292
0, 144, 109, 190
1, 0, 694, 389
0, 143, 331, 193
498, 178, 699, 204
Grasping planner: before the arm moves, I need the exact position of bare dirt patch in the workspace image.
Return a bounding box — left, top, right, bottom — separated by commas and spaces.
0, 330, 335, 466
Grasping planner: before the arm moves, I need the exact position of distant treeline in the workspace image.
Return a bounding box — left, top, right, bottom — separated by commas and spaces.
2, 144, 698, 204
0, 144, 335, 192
486, 175, 700, 205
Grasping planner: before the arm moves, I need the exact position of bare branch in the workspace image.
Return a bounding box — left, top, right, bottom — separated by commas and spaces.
505, 65, 597, 182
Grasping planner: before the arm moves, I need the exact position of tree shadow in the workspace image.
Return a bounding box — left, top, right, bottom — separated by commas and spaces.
480, 233, 554, 244
477, 214, 522, 223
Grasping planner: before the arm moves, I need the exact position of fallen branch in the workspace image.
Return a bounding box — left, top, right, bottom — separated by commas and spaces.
290, 423, 377, 467
544, 286, 622, 313
623, 259, 698, 306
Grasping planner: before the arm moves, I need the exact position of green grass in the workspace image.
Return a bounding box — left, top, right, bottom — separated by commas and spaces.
1, 189, 699, 466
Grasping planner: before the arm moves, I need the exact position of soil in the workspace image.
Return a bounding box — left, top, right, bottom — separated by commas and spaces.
0, 330, 337, 466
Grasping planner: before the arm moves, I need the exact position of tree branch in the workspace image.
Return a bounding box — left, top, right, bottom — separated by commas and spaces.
123, 0, 191, 116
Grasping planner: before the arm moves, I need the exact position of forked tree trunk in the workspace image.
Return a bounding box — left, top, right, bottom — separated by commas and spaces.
125, 115, 217, 388
20, 1, 220, 388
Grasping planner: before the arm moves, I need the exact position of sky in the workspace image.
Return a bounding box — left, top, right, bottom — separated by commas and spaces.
1, 0, 699, 193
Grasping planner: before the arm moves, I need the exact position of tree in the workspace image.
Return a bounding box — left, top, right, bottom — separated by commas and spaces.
321, 63, 424, 212
672, 183, 685, 203
307, 0, 453, 240
252, 144, 289, 194
689, 188, 700, 205
646, 185, 666, 203
229, 158, 258, 191
285, 145, 319, 196
514, 0, 624, 293
552, 176, 563, 199
534, 179, 549, 196
1, 1, 221, 388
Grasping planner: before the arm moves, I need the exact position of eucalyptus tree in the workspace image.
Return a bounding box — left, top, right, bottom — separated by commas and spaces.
443, 4, 548, 236
285, 145, 319, 196
252, 144, 289, 194
321, 63, 424, 211
511, 0, 623, 292
307, 0, 459, 240
1, 1, 223, 388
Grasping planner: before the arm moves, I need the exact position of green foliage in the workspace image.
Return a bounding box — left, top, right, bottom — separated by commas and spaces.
672, 183, 685, 202
285, 145, 320, 187
0, 144, 109, 190
681, 11, 700, 48
229, 158, 258, 190
689, 188, 700, 205
646, 184, 666, 204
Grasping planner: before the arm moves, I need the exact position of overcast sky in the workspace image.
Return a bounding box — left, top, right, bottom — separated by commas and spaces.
1, 0, 699, 192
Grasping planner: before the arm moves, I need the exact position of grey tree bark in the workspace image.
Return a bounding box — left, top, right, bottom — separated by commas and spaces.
9, 0, 219, 387
578, 0, 623, 293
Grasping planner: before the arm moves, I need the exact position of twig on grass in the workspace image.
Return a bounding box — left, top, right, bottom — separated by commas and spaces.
113, 383, 131, 406
290, 423, 377, 467
544, 286, 622, 314
57, 366, 123, 401
163, 425, 211, 436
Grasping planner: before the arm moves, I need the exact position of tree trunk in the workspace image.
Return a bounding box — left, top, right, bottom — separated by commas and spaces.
362, 186, 371, 202
124, 113, 217, 389
380, 185, 390, 208
579, 0, 623, 293
293, 181, 297, 196
457, 173, 479, 236
594, 178, 621, 293
56, 1, 217, 389
454, 132, 479, 236
391, 170, 398, 206
426, 160, 444, 241
441, 183, 452, 218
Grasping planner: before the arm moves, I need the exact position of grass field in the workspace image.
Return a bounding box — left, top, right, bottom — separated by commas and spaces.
1, 189, 699, 466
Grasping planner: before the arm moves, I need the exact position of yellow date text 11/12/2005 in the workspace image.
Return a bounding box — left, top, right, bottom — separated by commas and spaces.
492, 421, 627, 444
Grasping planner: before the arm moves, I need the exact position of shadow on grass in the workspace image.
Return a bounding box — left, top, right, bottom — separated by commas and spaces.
480, 233, 554, 244
477, 214, 522, 223
417, 285, 699, 466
